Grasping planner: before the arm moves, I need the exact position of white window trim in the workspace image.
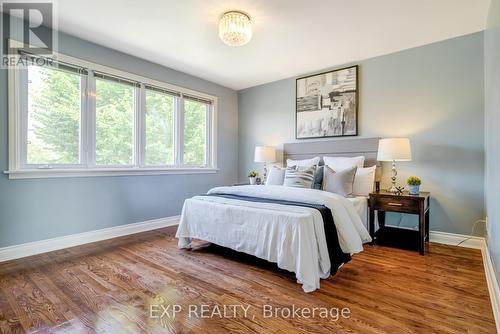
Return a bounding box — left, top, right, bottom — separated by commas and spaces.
6, 49, 218, 179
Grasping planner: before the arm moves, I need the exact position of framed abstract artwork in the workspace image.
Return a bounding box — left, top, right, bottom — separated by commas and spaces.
296, 65, 358, 139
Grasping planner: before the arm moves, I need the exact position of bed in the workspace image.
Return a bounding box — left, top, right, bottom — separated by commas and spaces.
176, 138, 381, 292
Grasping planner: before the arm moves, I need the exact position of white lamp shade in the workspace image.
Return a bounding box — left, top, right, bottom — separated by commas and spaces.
377, 138, 412, 161
254, 146, 276, 162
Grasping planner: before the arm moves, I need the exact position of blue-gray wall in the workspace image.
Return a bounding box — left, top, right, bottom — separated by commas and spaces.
238, 33, 485, 235
0, 22, 238, 247
485, 0, 500, 285
0, 15, 489, 249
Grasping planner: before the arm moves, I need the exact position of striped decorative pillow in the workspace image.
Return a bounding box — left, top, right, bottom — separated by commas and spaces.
283, 166, 316, 188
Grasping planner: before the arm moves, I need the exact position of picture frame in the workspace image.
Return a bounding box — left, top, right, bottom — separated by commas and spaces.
296, 65, 358, 139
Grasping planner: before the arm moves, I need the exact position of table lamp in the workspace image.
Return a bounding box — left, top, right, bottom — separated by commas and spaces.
377, 138, 412, 193
254, 146, 276, 183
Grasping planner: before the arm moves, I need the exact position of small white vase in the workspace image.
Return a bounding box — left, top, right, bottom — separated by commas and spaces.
249, 177, 257, 185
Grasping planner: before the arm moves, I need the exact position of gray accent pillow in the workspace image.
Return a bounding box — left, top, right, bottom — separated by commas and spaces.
322, 165, 357, 197
313, 166, 324, 190
283, 166, 316, 188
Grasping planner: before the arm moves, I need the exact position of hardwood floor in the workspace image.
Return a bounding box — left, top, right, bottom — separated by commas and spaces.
0, 226, 496, 334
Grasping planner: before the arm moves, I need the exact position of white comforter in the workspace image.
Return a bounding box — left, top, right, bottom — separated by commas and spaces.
176, 185, 371, 292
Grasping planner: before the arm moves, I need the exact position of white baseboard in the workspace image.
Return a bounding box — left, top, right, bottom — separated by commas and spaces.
482, 241, 500, 332
429, 230, 485, 249
0, 215, 180, 262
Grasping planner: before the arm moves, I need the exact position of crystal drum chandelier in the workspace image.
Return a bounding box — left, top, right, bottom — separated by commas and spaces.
219, 11, 252, 46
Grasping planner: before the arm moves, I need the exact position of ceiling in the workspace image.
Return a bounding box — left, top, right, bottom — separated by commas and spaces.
47, 1, 491, 90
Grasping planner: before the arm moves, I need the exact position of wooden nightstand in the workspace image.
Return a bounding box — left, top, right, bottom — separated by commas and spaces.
368, 190, 430, 255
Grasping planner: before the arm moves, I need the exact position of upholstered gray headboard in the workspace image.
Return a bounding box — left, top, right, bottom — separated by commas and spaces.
283, 137, 381, 168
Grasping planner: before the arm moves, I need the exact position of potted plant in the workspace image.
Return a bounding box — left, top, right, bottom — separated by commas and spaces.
407, 176, 421, 195
248, 171, 259, 185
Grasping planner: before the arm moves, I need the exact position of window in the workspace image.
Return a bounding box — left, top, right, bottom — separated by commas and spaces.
26, 64, 85, 166
95, 74, 135, 166
144, 86, 176, 166
8, 51, 217, 179
183, 97, 209, 166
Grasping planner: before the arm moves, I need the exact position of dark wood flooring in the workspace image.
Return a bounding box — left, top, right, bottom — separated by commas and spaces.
0, 226, 496, 333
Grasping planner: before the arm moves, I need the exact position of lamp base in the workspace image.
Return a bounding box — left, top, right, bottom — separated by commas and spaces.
389, 185, 398, 193
263, 162, 268, 184
390, 160, 398, 193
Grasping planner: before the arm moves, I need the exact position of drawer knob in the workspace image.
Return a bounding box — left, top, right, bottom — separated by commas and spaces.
388, 202, 403, 206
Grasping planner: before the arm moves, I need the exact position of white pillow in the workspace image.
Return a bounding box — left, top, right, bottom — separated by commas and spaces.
323, 156, 365, 171
353, 166, 377, 196
286, 156, 320, 168
265, 166, 286, 185
322, 165, 357, 197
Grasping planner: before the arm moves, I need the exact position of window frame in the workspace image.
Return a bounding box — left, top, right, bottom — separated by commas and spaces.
7, 49, 218, 179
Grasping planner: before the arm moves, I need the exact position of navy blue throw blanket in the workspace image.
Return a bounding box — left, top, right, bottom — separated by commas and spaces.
201, 193, 351, 276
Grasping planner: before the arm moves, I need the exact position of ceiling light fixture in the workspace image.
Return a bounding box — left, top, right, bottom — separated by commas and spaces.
219, 11, 252, 47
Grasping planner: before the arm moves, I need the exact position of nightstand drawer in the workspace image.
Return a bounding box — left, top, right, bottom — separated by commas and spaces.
372, 196, 420, 214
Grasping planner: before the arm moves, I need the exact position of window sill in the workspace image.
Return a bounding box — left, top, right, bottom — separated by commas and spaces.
4, 167, 219, 179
